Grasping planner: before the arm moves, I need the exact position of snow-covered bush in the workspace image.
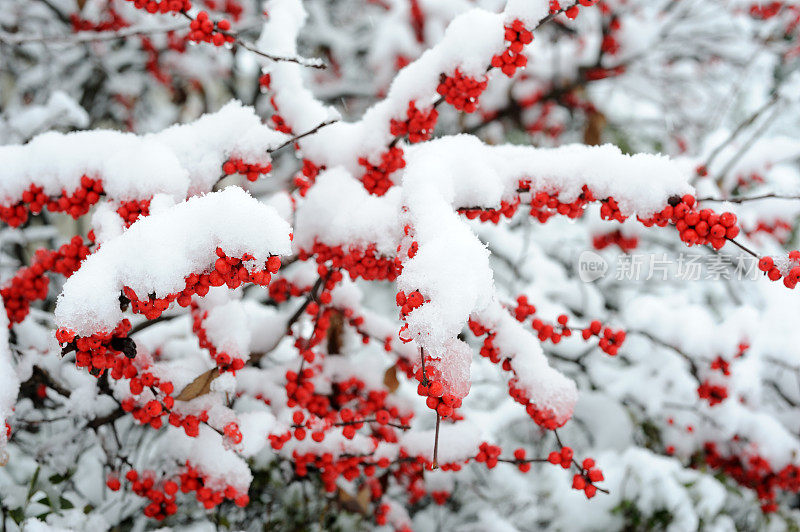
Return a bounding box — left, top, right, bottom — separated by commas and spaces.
2, 0, 800, 530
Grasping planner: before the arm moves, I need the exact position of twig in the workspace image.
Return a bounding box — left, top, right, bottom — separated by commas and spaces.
553, 428, 610, 495
697, 193, 800, 203
699, 94, 780, 173
268, 119, 340, 153
715, 104, 783, 184
235, 39, 326, 69
432, 413, 440, 470
285, 272, 330, 334
130, 314, 175, 336
725, 237, 759, 258
178, 10, 325, 69
0, 22, 186, 45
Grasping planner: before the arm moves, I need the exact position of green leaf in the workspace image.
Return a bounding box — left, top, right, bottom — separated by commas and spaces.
9, 507, 24, 524
26, 465, 41, 505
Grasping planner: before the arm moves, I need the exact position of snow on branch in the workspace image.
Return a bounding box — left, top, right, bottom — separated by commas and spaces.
398, 136, 695, 348
292, 7, 508, 171
55, 187, 292, 336
395, 136, 695, 424
0, 101, 285, 226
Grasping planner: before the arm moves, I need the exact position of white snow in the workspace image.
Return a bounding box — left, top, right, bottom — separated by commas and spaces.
56, 187, 292, 335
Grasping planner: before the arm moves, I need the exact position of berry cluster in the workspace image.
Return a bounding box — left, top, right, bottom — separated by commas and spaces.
300, 241, 400, 281
191, 302, 246, 372
121, 358, 229, 440
491, 20, 532, 77
168, 410, 206, 438
509, 297, 625, 355
222, 157, 273, 182
547, 446, 574, 468
268, 276, 311, 303
508, 378, 563, 429
358, 147, 406, 196
639, 195, 739, 250
571, 458, 604, 498
469, 319, 566, 429
293, 159, 322, 196
758, 252, 800, 288
56, 319, 134, 377
125, 0, 192, 14
271, 113, 292, 134
117, 199, 151, 227
389, 101, 438, 143
513, 295, 536, 322
187, 11, 234, 47
413, 358, 462, 419
0, 175, 104, 227
523, 184, 595, 222
475, 442, 502, 468
119, 465, 248, 521
531, 314, 573, 344
397, 290, 427, 344
511, 447, 532, 473
396, 290, 425, 317
599, 197, 626, 223
592, 230, 639, 252
746, 219, 792, 244
749, 2, 785, 19
285, 368, 318, 411
224, 421, 243, 444
436, 69, 488, 113
710, 355, 731, 376
70, 9, 129, 32
205, 0, 244, 21
697, 380, 728, 406
276, 362, 411, 448
458, 198, 520, 223
288, 450, 384, 492
122, 248, 281, 320
268, 95, 294, 134
581, 320, 626, 356
2, 236, 91, 324
519, 185, 740, 255
702, 442, 800, 512
430, 490, 450, 505
600, 17, 622, 55
121, 378, 176, 430
550, 0, 597, 19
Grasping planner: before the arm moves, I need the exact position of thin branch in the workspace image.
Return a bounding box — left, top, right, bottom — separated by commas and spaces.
285, 273, 328, 334
0, 22, 186, 45
177, 10, 325, 69
725, 237, 759, 258
699, 94, 780, 173
268, 119, 340, 153
234, 39, 326, 69
698, 193, 800, 203
130, 314, 175, 336
715, 104, 783, 183
432, 413, 441, 470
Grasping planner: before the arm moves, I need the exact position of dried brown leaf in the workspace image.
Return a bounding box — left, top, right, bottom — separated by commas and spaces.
337, 486, 371, 514
383, 364, 399, 393
175, 368, 220, 401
